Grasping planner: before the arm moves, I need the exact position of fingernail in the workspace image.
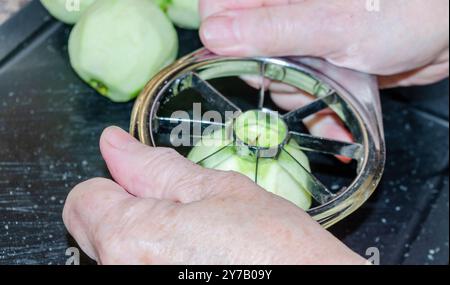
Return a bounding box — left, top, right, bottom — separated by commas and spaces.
201, 15, 237, 49
102, 126, 136, 150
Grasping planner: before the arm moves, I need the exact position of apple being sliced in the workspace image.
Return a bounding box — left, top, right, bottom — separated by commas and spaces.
187, 112, 313, 210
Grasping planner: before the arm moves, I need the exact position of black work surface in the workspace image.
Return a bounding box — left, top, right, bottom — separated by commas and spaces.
0, 1, 448, 265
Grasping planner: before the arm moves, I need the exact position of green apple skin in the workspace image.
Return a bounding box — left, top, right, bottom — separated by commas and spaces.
153, 0, 172, 11
187, 131, 313, 210
69, 0, 178, 102
41, 0, 96, 24
151, 0, 200, 29
167, 0, 200, 29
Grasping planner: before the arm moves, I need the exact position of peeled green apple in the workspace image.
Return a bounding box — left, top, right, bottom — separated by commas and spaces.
187, 112, 313, 210
152, 0, 171, 10
151, 0, 200, 29
40, 0, 96, 24
69, 0, 178, 102
167, 0, 200, 29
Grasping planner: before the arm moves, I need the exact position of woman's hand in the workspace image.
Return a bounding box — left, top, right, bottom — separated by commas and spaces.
63, 127, 365, 265
199, 0, 449, 88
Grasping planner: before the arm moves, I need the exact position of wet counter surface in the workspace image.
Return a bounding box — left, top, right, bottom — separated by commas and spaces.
0, 0, 448, 265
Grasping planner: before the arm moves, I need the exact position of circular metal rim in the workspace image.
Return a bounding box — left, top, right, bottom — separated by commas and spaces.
130, 49, 385, 228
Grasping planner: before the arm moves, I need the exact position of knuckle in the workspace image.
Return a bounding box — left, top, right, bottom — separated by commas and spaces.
222, 171, 265, 199
82, 177, 115, 189
214, 170, 254, 193
157, 147, 180, 157
69, 178, 115, 205
65, 178, 112, 211
173, 170, 210, 202
63, 177, 116, 238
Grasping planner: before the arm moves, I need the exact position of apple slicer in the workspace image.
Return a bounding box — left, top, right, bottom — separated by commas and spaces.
130, 49, 385, 228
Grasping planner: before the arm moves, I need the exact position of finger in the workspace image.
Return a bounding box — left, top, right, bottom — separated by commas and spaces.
200, 1, 355, 57
241, 74, 331, 114
200, 0, 304, 20
240, 76, 334, 114
241, 75, 299, 94
271, 92, 335, 115
63, 178, 147, 261
271, 92, 315, 111
99, 127, 236, 203
304, 115, 354, 164
378, 61, 450, 89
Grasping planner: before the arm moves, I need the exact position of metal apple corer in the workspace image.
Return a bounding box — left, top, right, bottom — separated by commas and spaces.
130, 48, 385, 228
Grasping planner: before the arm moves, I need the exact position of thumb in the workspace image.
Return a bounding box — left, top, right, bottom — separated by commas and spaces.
99, 127, 246, 203
200, 1, 353, 57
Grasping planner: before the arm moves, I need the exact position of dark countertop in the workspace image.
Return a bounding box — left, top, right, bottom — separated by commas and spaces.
0, 0, 448, 265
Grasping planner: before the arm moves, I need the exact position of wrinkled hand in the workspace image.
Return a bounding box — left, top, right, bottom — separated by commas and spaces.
63, 127, 365, 265
200, 0, 449, 88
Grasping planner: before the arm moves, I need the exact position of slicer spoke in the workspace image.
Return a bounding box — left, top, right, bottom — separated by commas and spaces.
191, 73, 242, 114
156, 117, 225, 128
257, 64, 266, 109
155, 116, 224, 133
290, 132, 363, 160
280, 148, 335, 204
153, 117, 225, 147
255, 150, 261, 183
196, 142, 234, 165
282, 92, 337, 125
